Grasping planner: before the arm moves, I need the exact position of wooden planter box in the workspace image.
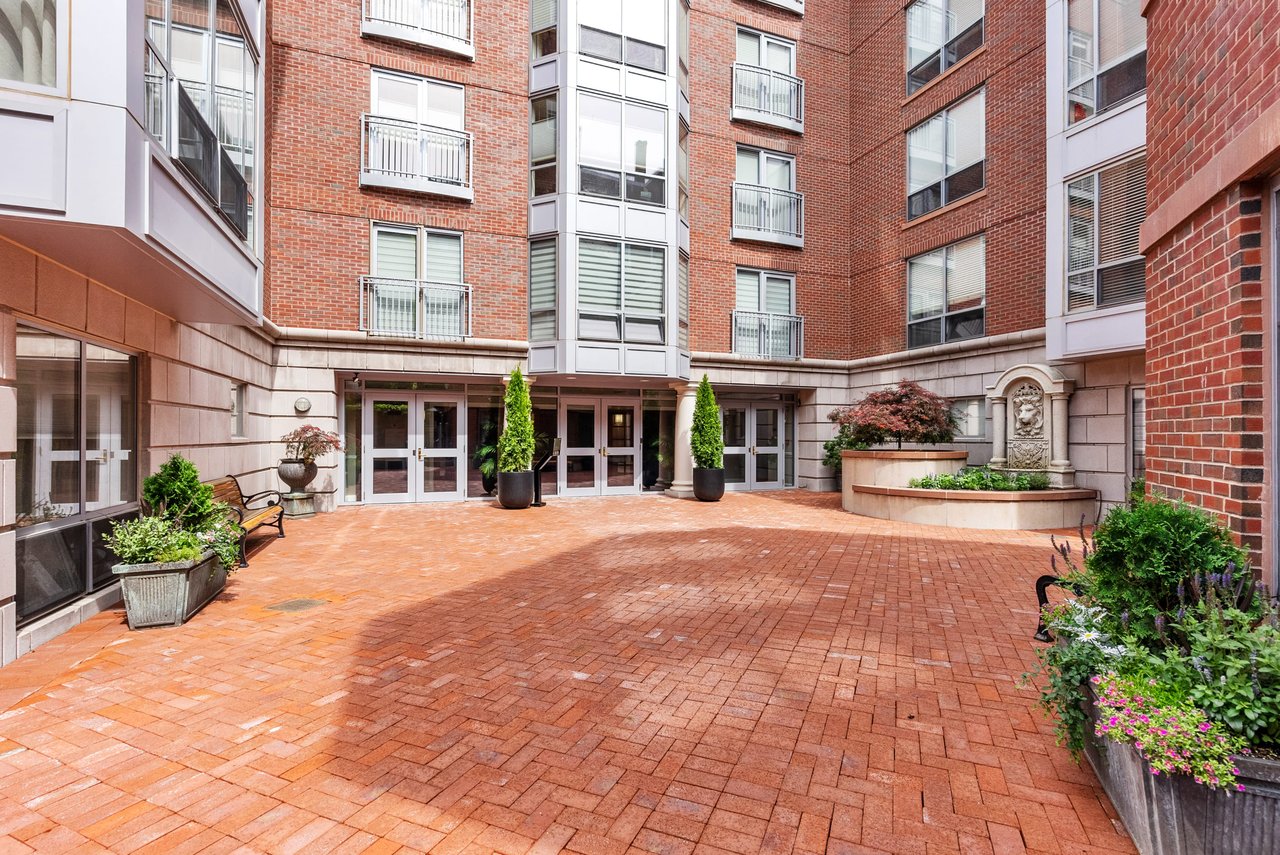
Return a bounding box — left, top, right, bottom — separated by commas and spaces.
1083, 690, 1280, 854
112, 551, 228, 629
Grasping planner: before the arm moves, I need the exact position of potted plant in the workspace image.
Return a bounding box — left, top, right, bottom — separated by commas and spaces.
691, 374, 725, 502
496, 367, 535, 509
1031, 497, 1280, 854
106, 455, 242, 629
277, 425, 343, 493
472, 419, 499, 496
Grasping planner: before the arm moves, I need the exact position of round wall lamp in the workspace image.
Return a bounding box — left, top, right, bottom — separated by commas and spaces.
294, 396, 312, 414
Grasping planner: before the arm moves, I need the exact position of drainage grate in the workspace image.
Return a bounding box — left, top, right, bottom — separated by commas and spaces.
264, 598, 328, 613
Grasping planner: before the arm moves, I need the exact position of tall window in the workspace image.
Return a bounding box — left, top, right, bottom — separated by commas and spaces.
1067, 0, 1146, 125
734, 269, 799, 358
15, 327, 138, 625
678, 252, 690, 350
369, 225, 466, 337
1, 0, 57, 87
1066, 155, 1146, 311
905, 0, 983, 93
532, 0, 557, 58
908, 234, 985, 347
1131, 387, 1145, 480
578, 93, 667, 206
530, 93, 557, 196
530, 239, 557, 341
907, 89, 984, 219
578, 239, 666, 344
678, 120, 689, 223
579, 0, 667, 73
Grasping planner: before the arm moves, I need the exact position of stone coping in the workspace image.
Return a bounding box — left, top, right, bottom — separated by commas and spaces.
850, 484, 1098, 502
841, 449, 969, 461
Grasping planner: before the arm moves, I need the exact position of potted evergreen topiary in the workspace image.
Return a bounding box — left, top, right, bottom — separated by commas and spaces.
106, 455, 242, 629
691, 374, 725, 502
496, 367, 536, 509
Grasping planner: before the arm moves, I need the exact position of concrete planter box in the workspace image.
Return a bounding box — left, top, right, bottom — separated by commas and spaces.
845, 484, 1099, 530
840, 449, 969, 492
112, 551, 228, 629
1082, 691, 1280, 855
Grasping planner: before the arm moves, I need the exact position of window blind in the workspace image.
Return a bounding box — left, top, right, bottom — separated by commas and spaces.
764, 276, 793, 314
908, 252, 945, 320
736, 270, 760, 312
946, 235, 985, 309
375, 229, 418, 279
425, 232, 462, 283
678, 253, 689, 349
579, 240, 622, 310
625, 245, 664, 315
531, 0, 556, 31
529, 239, 557, 341
1098, 156, 1145, 264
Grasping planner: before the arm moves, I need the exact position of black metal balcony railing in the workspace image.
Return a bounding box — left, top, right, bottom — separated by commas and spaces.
732, 310, 804, 360
360, 276, 472, 340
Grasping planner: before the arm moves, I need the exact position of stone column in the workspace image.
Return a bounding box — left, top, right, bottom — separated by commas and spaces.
989, 397, 1007, 468
1050, 393, 1071, 468
0, 309, 17, 665
666, 381, 697, 499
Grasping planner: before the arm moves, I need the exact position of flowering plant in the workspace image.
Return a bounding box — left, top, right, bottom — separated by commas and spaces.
1093, 673, 1248, 791
828, 380, 956, 449
280, 425, 343, 462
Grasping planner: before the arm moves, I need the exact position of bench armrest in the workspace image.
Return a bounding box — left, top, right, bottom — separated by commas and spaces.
244, 490, 283, 508
223, 504, 245, 523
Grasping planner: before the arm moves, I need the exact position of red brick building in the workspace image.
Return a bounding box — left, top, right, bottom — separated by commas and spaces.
0, 0, 1275, 656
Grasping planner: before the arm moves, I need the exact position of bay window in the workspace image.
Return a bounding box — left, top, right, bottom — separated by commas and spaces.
907, 89, 984, 219
1067, 0, 1146, 125
578, 93, 667, 206
578, 239, 666, 344
908, 234, 985, 347
578, 0, 666, 73
530, 93, 557, 196
530, 239, 557, 341
1066, 155, 1147, 311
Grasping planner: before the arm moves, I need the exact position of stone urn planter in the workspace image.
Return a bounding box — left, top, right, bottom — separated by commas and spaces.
113, 550, 228, 630
498, 470, 534, 509
693, 467, 725, 502
1082, 689, 1280, 855
276, 458, 318, 493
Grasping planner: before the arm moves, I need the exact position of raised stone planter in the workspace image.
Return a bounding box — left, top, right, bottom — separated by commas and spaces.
1083, 690, 1280, 855
841, 449, 969, 493
112, 551, 228, 629
845, 484, 1099, 530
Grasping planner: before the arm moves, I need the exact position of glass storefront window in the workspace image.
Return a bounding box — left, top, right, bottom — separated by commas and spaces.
15, 327, 138, 625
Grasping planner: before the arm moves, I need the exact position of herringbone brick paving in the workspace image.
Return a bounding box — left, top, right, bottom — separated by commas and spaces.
0, 492, 1134, 854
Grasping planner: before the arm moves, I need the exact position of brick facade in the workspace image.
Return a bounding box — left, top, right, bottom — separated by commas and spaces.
1141, 0, 1280, 557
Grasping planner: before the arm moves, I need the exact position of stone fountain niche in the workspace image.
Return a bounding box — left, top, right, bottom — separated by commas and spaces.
987, 363, 1076, 488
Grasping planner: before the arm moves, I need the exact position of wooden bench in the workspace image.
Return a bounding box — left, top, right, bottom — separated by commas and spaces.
206, 476, 285, 567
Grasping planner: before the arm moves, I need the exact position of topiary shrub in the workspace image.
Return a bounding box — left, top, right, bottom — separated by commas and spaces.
829, 379, 956, 449
497, 367, 535, 472
143, 455, 220, 532
690, 374, 723, 469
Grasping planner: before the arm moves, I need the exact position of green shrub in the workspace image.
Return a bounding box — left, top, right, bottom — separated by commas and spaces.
497, 368, 534, 472
143, 455, 219, 531
1079, 498, 1248, 644
104, 515, 203, 565
821, 424, 870, 476
691, 375, 723, 469
909, 467, 1050, 491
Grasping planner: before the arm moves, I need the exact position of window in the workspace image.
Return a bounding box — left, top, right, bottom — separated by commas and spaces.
530, 94, 557, 196
231, 383, 246, 437
365, 70, 469, 189
578, 0, 666, 73
1, 0, 57, 87
15, 327, 138, 626
678, 252, 690, 349
951, 397, 986, 438
734, 146, 802, 241
144, 0, 257, 241
578, 239, 665, 344
1131, 387, 1145, 479
1066, 155, 1146, 311
906, 0, 983, 93
733, 28, 803, 126
734, 269, 800, 358
371, 70, 464, 130
530, 239, 557, 341
677, 0, 689, 93
1067, 0, 1146, 125
367, 225, 466, 338
907, 89, 984, 219
678, 120, 689, 222
578, 93, 667, 206
737, 28, 795, 75
908, 234, 985, 347
532, 0, 557, 58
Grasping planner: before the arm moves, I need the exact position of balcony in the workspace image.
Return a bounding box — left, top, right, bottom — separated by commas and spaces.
361, 0, 474, 59
731, 64, 804, 132
732, 311, 804, 360
731, 184, 804, 247
360, 277, 472, 340
360, 115, 474, 201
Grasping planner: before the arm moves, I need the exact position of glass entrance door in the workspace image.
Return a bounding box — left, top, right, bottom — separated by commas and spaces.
722, 403, 785, 491
560, 398, 641, 496
363, 393, 464, 503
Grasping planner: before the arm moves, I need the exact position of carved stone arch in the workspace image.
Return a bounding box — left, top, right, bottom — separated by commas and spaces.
986, 363, 1074, 401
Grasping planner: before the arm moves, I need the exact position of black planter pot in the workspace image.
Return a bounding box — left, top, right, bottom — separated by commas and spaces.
693, 467, 725, 502
497, 470, 535, 509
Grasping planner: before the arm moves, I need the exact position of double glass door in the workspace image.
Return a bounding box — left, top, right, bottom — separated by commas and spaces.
723, 404, 784, 490
561, 398, 641, 496
363, 393, 464, 502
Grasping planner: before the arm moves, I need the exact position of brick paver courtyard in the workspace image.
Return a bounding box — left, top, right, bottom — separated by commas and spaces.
0, 492, 1134, 855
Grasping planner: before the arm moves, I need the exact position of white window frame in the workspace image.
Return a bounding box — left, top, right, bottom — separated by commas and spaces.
370, 69, 465, 131
735, 27, 797, 76
530, 92, 558, 197
577, 92, 668, 208
1065, 0, 1147, 126
1064, 153, 1147, 313
950, 397, 986, 439
734, 268, 796, 315
578, 0, 668, 74
0, 0, 68, 94
576, 238, 667, 344
231, 382, 247, 438
906, 88, 985, 220
370, 222, 465, 284
907, 234, 986, 348
736, 146, 796, 192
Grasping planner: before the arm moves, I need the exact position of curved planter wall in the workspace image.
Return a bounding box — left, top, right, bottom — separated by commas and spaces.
846, 485, 1099, 530
841, 449, 969, 491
